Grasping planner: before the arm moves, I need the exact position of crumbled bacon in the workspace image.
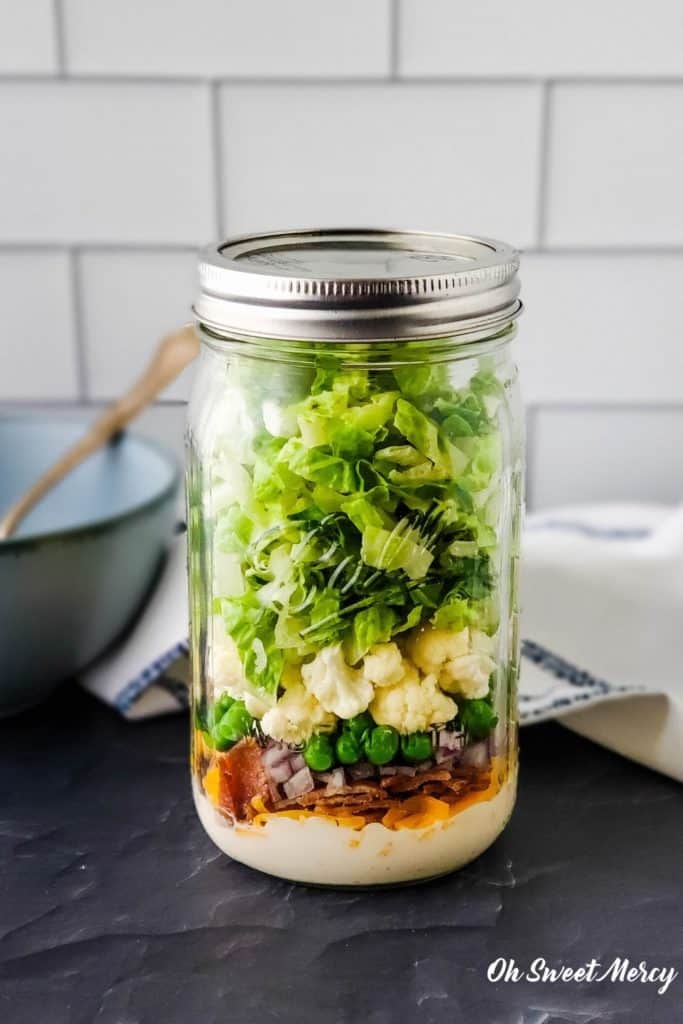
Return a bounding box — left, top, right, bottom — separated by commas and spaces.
379, 769, 451, 793
212, 738, 272, 821
197, 728, 494, 826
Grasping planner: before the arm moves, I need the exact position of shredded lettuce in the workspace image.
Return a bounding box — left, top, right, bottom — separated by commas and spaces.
344, 606, 398, 665
219, 592, 284, 694
361, 521, 434, 580
206, 358, 504, 702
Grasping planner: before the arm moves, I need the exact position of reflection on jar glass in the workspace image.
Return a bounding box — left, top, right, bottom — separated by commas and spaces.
187, 230, 524, 886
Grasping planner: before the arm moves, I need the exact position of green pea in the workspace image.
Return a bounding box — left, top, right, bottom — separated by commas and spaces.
459, 699, 498, 740
211, 692, 235, 728
304, 734, 335, 772
345, 712, 374, 744
335, 731, 361, 766
210, 726, 232, 752
400, 732, 433, 763
218, 701, 253, 743
364, 725, 399, 766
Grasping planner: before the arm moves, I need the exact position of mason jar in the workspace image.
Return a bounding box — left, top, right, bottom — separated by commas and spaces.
187, 229, 523, 885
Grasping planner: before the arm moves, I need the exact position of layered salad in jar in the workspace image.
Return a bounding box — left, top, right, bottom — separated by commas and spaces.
190, 353, 519, 884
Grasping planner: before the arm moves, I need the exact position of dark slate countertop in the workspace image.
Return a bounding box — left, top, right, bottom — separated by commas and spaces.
1, 684, 681, 1024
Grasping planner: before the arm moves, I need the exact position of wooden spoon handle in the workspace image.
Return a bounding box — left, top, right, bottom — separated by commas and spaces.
0, 324, 199, 541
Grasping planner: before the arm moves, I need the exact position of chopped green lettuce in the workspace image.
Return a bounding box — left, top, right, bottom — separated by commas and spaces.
207, 359, 504, 715
344, 606, 398, 665
219, 592, 284, 695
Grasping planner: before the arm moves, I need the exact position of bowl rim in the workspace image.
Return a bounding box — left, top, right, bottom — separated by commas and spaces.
0, 415, 181, 552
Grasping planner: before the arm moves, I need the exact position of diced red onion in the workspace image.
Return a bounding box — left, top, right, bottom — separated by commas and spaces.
269, 760, 294, 784
324, 768, 346, 790
315, 768, 346, 788
289, 753, 306, 773
267, 780, 281, 804
416, 759, 435, 772
262, 743, 291, 770
435, 749, 457, 766
461, 741, 490, 768
438, 729, 464, 752
283, 766, 314, 799
348, 761, 375, 781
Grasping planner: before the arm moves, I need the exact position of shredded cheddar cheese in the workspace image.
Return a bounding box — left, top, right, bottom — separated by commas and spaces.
203, 763, 221, 807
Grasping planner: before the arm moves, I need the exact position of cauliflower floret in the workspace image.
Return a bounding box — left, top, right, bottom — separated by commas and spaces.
209, 621, 246, 692
407, 624, 496, 700
243, 692, 271, 718
406, 625, 470, 675
438, 653, 495, 699
301, 644, 373, 719
260, 682, 335, 745
209, 619, 273, 716
370, 666, 457, 734
471, 629, 497, 656
362, 642, 405, 687
438, 632, 497, 698
442, 628, 497, 698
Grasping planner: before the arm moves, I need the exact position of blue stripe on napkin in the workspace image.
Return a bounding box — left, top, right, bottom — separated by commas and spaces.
115, 640, 189, 713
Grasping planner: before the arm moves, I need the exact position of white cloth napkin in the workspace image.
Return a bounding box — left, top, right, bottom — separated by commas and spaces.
81, 503, 683, 782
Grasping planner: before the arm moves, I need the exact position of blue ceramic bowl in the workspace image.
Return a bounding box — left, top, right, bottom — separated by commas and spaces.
0, 417, 180, 716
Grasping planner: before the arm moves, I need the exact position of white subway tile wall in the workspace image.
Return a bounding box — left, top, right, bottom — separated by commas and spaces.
519, 254, 683, 403
546, 84, 683, 247
1, 1, 682, 510
0, 250, 78, 399
79, 250, 198, 401
0, 0, 57, 73
398, 0, 683, 77
0, 83, 215, 243
531, 408, 683, 509
219, 84, 542, 242
63, 0, 392, 78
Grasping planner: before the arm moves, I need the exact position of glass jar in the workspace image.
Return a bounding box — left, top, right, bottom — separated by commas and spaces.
187, 230, 523, 885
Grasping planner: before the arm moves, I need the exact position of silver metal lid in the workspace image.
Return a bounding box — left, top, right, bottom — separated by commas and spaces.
195, 228, 521, 342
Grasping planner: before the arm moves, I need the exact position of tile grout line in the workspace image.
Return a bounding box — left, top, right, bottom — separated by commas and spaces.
52, 0, 67, 76
4, 72, 683, 86
210, 81, 226, 237
68, 247, 89, 401
0, 399, 190, 408
5, 397, 683, 412
0, 242, 200, 252
5, 242, 683, 256
522, 246, 683, 257
532, 400, 683, 412
534, 80, 553, 249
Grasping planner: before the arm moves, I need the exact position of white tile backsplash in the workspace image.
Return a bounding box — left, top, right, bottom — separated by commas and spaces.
546, 84, 683, 247
63, 0, 391, 78
0, 250, 78, 400
531, 407, 683, 510
0, 83, 215, 244
518, 253, 683, 403
79, 250, 198, 401
219, 84, 542, 245
399, 0, 683, 78
2, 4, 683, 503
0, 0, 57, 73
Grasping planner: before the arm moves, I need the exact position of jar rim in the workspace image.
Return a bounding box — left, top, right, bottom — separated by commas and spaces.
194, 227, 522, 343
195, 318, 519, 366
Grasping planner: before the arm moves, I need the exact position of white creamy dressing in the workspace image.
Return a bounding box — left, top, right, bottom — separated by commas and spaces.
194, 769, 517, 886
